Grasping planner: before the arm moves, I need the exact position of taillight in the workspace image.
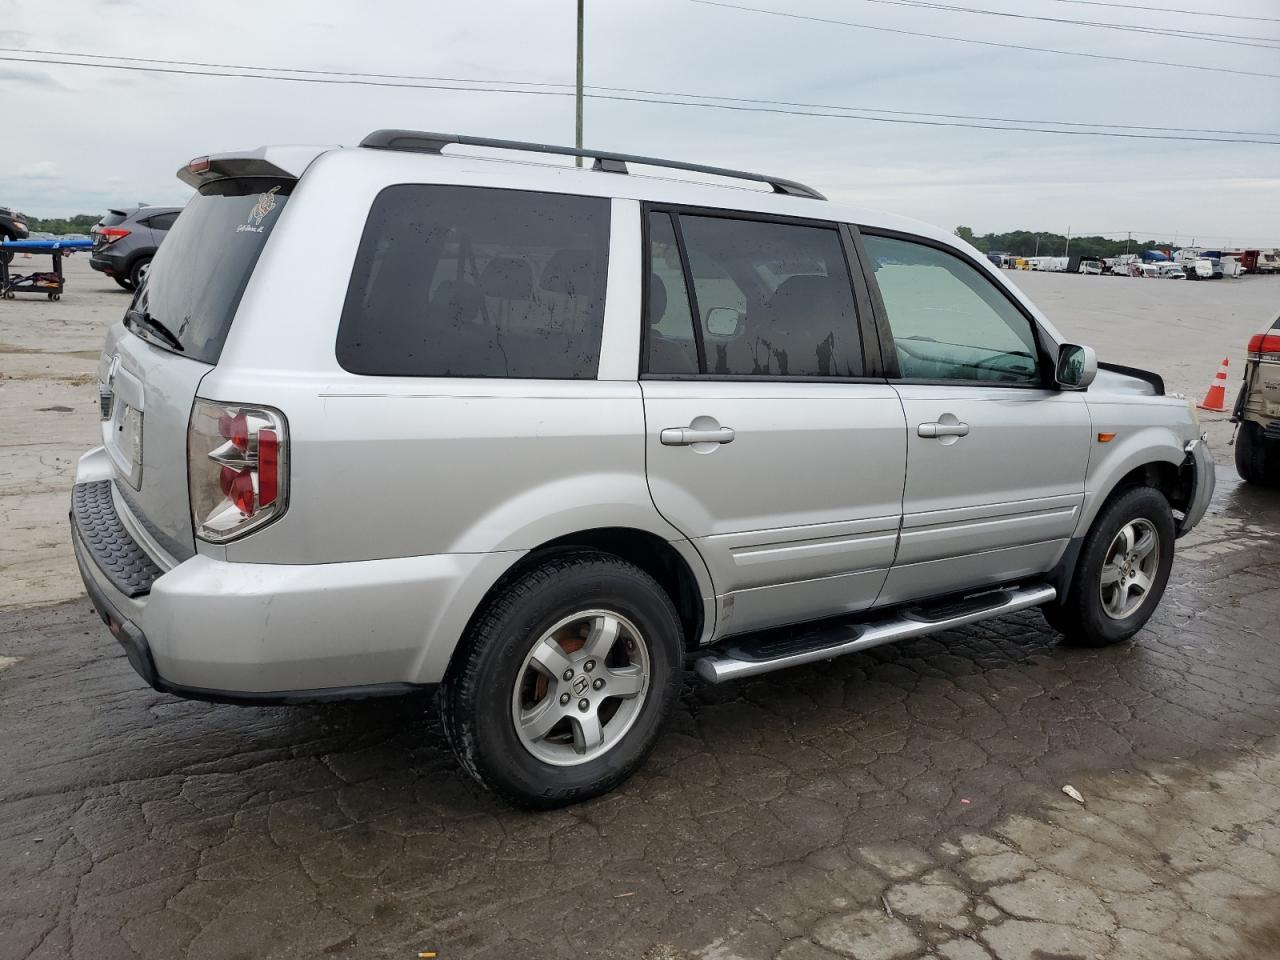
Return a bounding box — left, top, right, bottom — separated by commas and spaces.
99, 227, 131, 243
1247, 333, 1280, 359
188, 400, 288, 542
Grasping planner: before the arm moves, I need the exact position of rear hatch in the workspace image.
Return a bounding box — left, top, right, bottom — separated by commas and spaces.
91, 208, 130, 255
100, 177, 292, 559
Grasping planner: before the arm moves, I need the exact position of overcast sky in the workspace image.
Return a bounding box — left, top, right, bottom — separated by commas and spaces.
2, 0, 1278, 245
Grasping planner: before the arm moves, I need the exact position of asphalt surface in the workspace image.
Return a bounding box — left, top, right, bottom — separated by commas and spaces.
3, 258, 1280, 959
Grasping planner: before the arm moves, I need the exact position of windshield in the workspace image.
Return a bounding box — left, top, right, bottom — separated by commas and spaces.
133, 177, 292, 364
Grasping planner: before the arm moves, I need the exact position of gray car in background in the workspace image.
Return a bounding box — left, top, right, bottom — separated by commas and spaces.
89, 205, 181, 290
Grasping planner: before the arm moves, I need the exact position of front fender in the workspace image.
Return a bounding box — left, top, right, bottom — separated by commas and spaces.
1075, 423, 1187, 537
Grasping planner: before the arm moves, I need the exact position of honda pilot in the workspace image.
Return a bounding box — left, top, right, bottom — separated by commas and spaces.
72, 132, 1214, 807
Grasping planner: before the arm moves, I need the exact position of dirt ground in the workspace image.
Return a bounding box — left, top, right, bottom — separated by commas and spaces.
3, 255, 1280, 960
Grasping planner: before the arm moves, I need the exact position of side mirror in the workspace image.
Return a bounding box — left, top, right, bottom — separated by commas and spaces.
1056, 343, 1097, 390
705, 307, 744, 338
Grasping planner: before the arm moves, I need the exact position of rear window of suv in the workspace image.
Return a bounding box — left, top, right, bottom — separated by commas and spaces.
336, 185, 610, 379
134, 178, 291, 364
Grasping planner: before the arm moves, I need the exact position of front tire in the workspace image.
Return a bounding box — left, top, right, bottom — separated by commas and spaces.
1044, 486, 1175, 647
441, 551, 683, 808
1235, 421, 1280, 486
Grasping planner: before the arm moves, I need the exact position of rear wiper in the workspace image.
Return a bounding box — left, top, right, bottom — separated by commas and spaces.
125, 307, 184, 352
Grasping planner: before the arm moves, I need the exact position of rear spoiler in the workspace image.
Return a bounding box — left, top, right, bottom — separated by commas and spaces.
177, 144, 337, 189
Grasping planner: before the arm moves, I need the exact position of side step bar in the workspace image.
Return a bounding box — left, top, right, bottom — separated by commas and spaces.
694, 584, 1057, 684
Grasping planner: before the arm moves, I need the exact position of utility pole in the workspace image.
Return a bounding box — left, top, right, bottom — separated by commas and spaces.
1064, 225, 1071, 258
575, 0, 584, 167
1034, 234, 1040, 257
1125, 231, 1131, 256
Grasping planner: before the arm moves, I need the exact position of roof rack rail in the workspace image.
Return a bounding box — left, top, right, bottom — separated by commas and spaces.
358, 129, 826, 201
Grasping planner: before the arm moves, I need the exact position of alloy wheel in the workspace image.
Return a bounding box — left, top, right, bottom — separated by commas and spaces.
510, 610, 650, 766
1099, 518, 1160, 620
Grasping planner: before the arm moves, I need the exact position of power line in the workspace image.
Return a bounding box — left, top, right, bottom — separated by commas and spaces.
689, 0, 1280, 81
1036, 0, 1280, 25
598, 87, 1280, 139
3, 52, 1278, 145
847, 0, 1280, 49
5, 47, 1280, 140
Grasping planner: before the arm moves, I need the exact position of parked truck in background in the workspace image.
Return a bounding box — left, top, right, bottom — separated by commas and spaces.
1233, 315, 1280, 485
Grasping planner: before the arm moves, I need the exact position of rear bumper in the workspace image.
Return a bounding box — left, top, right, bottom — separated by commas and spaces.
71, 449, 490, 701
89, 255, 119, 275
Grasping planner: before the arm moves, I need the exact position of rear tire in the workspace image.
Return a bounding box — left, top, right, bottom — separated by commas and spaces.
1044, 486, 1175, 647
1235, 421, 1280, 486
441, 550, 683, 808
114, 276, 134, 291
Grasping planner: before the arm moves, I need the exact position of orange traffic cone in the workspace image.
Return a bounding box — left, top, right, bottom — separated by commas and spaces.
1198, 357, 1230, 412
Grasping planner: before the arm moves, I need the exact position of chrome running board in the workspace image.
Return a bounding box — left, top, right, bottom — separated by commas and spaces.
694, 583, 1057, 684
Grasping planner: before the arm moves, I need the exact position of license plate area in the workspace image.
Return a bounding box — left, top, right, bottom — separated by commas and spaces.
103, 360, 145, 489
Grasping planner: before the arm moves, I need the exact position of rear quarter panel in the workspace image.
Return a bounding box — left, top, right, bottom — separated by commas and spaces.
200, 165, 680, 563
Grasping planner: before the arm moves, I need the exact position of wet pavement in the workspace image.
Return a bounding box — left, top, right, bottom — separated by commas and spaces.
5, 261, 1280, 958
3, 468, 1279, 960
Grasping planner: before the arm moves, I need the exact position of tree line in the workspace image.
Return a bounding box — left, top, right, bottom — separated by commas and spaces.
22, 214, 101, 235
954, 226, 1177, 260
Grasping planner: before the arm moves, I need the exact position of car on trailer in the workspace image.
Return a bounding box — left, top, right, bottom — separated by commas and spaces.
0, 205, 31, 264
71, 131, 1214, 807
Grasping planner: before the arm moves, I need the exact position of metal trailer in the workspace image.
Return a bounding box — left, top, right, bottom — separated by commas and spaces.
0, 238, 93, 301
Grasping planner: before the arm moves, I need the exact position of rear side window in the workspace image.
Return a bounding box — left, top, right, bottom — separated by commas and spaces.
646, 212, 700, 375
337, 185, 610, 379
146, 212, 178, 231
653, 214, 863, 378
136, 178, 291, 364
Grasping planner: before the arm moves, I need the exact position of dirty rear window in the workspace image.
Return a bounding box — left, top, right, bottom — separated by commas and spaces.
133, 178, 291, 364
336, 184, 610, 379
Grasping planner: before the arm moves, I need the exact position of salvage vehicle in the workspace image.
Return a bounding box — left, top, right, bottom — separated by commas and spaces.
72, 132, 1214, 807
0, 205, 30, 264
1232, 314, 1280, 485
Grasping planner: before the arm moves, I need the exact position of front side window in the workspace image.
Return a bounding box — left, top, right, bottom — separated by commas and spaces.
650, 213, 862, 377
337, 185, 610, 379
863, 234, 1040, 384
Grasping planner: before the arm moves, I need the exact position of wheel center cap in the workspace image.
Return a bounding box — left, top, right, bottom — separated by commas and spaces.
571, 674, 590, 697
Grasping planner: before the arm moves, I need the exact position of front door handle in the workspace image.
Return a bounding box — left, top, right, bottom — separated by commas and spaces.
918, 421, 970, 439
661, 425, 736, 446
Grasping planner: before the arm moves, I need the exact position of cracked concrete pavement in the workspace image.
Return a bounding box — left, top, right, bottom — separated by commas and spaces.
3, 258, 1280, 959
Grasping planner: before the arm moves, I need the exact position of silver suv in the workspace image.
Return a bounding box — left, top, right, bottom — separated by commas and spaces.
72, 131, 1214, 807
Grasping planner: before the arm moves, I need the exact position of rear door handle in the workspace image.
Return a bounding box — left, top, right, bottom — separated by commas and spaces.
661, 426, 736, 446
918, 421, 970, 438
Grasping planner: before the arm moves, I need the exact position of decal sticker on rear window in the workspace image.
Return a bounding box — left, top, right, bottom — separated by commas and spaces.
237, 186, 281, 234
